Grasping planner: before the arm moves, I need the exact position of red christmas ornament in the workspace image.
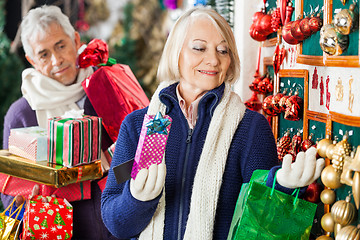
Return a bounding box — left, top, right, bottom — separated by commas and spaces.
245, 92, 262, 112
282, 22, 300, 45
277, 131, 291, 161
249, 24, 268, 42
291, 19, 306, 41
273, 45, 287, 74
289, 131, 303, 160
284, 92, 303, 121
299, 17, 312, 37
279, 90, 292, 112
309, 14, 323, 33
257, 14, 274, 36
271, 8, 282, 32
312, 67, 319, 89
301, 134, 315, 152
262, 95, 278, 116
285, 2, 295, 25
249, 76, 263, 92
257, 75, 272, 94
272, 91, 286, 114
304, 181, 323, 203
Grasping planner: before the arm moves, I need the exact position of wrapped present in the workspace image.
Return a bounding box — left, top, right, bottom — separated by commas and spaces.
0, 150, 102, 189
48, 115, 102, 167
8, 126, 47, 162
22, 195, 73, 240
131, 112, 172, 179
82, 63, 149, 142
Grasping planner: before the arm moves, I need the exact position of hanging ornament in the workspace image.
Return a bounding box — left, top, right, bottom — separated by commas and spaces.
312, 67, 319, 89
320, 189, 336, 205
336, 225, 360, 240
282, 21, 300, 45
273, 44, 287, 74
272, 90, 286, 114
335, 77, 344, 101
249, 9, 274, 42
284, 91, 303, 121
333, 4, 356, 35
320, 24, 349, 56
300, 16, 312, 38
320, 212, 335, 233
262, 95, 278, 116
326, 138, 338, 160
249, 76, 263, 92
245, 92, 263, 112
301, 134, 315, 151
289, 131, 303, 160
326, 76, 331, 110
257, 74, 273, 94
317, 135, 333, 158
320, 76, 324, 105
340, 151, 355, 186
279, 0, 288, 26
349, 146, 360, 209
284, 1, 294, 25
340, 0, 347, 5
331, 195, 356, 233
271, 7, 282, 32
291, 18, 306, 41
279, 89, 292, 112
348, 76, 354, 113
309, 13, 323, 33
277, 131, 292, 161
332, 134, 352, 172
321, 165, 343, 189
304, 181, 323, 203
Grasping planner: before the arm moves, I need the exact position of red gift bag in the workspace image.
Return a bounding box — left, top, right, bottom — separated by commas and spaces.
22, 195, 73, 240
82, 64, 149, 142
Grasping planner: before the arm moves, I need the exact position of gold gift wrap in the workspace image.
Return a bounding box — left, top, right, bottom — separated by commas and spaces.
0, 150, 103, 188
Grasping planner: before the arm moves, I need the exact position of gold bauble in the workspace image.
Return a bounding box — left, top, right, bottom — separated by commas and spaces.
321, 212, 335, 232
321, 189, 336, 205
336, 225, 360, 240
321, 165, 343, 189
331, 196, 356, 226
352, 172, 360, 209
326, 142, 336, 159
316, 235, 334, 240
318, 137, 333, 158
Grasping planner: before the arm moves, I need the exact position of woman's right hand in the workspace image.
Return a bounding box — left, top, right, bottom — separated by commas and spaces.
130, 163, 166, 201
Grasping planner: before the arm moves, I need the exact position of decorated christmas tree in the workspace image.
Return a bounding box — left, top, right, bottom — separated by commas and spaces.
0, 1, 24, 146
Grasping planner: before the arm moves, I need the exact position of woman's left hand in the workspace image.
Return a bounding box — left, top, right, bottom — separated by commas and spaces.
276, 147, 325, 189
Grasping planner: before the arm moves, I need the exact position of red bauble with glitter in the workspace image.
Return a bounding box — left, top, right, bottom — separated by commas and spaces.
277, 132, 292, 161
249, 76, 263, 92
301, 134, 315, 151
245, 92, 262, 112
272, 91, 285, 114
262, 95, 278, 116
284, 93, 303, 121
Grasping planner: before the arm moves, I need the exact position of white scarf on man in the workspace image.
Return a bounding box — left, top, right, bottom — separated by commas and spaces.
139, 80, 246, 240
21, 67, 93, 128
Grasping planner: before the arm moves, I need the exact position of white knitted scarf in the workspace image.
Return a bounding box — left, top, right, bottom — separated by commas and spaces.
21, 67, 93, 128
139, 81, 246, 240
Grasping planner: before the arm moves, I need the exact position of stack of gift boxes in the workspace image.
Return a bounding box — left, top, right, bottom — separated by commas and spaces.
2, 113, 103, 189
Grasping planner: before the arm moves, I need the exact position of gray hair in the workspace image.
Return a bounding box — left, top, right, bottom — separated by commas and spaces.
21, 5, 75, 60
157, 7, 240, 85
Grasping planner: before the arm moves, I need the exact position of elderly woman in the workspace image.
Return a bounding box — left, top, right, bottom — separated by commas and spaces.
101, 7, 324, 240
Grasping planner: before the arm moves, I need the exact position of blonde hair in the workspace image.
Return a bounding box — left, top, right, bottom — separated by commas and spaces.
157, 7, 240, 84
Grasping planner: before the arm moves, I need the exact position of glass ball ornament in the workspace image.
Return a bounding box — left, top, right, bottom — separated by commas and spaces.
320, 24, 349, 56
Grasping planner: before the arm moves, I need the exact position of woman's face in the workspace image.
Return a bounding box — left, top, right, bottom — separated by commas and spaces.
178, 17, 231, 99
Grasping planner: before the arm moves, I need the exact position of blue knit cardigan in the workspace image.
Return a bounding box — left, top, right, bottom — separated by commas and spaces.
101, 82, 280, 240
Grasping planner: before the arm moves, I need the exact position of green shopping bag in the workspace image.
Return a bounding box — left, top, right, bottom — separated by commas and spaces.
227, 170, 317, 240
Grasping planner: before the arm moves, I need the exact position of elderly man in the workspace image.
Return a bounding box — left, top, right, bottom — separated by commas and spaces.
1, 5, 118, 240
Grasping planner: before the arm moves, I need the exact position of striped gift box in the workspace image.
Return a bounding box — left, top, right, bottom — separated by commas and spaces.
8, 126, 47, 162
48, 115, 102, 167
